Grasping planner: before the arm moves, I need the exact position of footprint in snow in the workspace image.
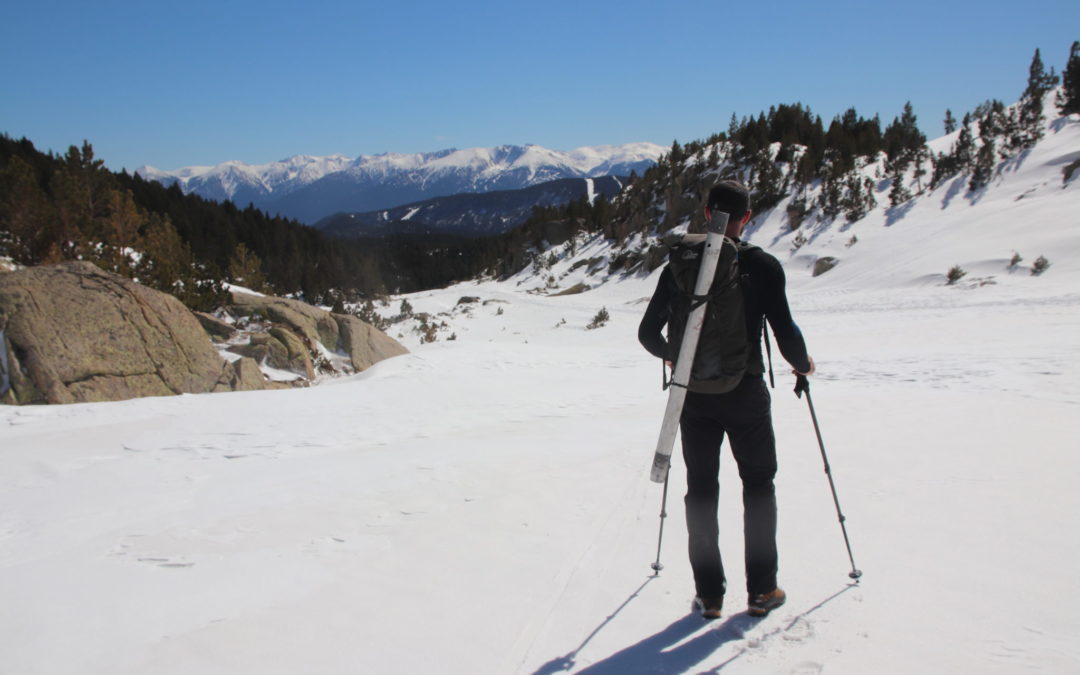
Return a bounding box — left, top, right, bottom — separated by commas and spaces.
782, 616, 815, 643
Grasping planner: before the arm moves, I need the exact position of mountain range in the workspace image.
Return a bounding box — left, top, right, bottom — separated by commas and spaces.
315, 176, 627, 238
137, 143, 664, 225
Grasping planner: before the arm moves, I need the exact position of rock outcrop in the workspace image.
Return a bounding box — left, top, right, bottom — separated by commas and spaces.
229, 292, 340, 351
0, 261, 267, 405
334, 313, 409, 371
0, 263, 409, 405
225, 290, 408, 376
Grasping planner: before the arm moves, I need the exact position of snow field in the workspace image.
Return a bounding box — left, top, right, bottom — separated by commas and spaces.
2, 114, 1079, 673
3, 272, 1079, 673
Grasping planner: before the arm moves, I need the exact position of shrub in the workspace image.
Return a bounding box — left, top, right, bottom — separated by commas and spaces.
586, 307, 610, 330
946, 265, 967, 285
355, 300, 389, 331
1031, 255, 1051, 276
1009, 252, 1022, 269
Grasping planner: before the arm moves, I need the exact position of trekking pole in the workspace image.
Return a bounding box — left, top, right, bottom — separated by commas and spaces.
650, 467, 671, 574
795, 375, 863, 581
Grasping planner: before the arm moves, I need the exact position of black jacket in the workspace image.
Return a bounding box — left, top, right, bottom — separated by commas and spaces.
638, 242, 811, 382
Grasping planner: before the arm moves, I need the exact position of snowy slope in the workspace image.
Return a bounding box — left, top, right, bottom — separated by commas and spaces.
2, 116, 1079, 674
744, 117, 1080, 294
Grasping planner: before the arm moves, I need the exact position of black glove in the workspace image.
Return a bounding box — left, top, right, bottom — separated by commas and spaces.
794, 374, 810, 398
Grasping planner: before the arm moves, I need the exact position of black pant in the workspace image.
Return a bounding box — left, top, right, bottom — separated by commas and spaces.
680, 376, 778, 598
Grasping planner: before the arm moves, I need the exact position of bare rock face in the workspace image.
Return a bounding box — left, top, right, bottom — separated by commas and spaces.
194, 311, 236, 341
230, 291, 340, 351
269, 327, 317, 379
334, 313, 409, 371
227, 290, 408, 377
0, 262, 266, 404
214, 356, 275, 393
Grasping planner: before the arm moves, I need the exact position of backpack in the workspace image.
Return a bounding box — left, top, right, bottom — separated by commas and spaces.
664, 233, 756, 394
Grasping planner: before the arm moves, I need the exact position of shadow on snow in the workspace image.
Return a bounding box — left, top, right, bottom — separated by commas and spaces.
529, 581, 858, 675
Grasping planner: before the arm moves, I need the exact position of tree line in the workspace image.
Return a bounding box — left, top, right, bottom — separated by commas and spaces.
3, 41, 1077, 304
0, 136, 467, 306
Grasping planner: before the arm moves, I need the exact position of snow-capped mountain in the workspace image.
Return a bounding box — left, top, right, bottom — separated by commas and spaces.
137, 155, 354, 210
137, 143, 664, 225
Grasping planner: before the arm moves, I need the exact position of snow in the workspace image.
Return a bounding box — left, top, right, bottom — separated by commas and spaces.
137, 154, 354, 197
3, 117, 1080, 673
140, 143, 667, 200
222, 282, 266, 297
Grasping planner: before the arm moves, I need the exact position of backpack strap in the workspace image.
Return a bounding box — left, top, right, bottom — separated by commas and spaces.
739, 242, 774, 388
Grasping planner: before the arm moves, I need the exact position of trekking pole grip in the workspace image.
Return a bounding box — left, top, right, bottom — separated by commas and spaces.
794, 374, 810, 398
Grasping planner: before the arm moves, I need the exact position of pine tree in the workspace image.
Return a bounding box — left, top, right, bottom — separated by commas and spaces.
137, 214, 191, 293
955, 114, 976, 168
707, 144, 720, 169
944, 109, 957, 134
91, 189, 145, 276
228, 242, 269, 293
883, 102, 926, 176
1059, 41, 1080, 115
0, 155, 59, 264
970, 116, 998, 192
751, 149, 785, 212
844, 175, 868, 222
1017, 49, 1060, 149
50, 141, 112, 261
888, 166, 912, 207
818, 152, 845, 220
929, 152, 952, 189
668, 140, 684, 167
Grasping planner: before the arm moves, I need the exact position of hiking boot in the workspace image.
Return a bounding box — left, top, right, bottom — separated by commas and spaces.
747, 588, 786, 617
693, 596, 724, 620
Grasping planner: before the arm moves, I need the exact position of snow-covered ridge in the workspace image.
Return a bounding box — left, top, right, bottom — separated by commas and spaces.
136, 142, 664, 224
138, 143, 664, 198
138, 153, 353, 186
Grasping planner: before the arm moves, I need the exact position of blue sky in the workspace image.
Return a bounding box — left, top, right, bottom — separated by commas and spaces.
3, 0, 1078, 172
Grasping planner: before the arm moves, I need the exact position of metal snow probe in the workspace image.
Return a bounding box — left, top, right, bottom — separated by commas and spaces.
649, 210, 730, 574
795, 374, 863, 581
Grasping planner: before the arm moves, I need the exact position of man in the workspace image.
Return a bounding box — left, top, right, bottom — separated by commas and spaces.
638, 180, 814, 619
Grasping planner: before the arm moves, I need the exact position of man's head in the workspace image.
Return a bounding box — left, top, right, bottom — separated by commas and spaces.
705, 180, 752, 238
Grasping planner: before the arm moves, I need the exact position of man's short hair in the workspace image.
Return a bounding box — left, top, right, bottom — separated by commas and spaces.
707, 180, 750, 218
